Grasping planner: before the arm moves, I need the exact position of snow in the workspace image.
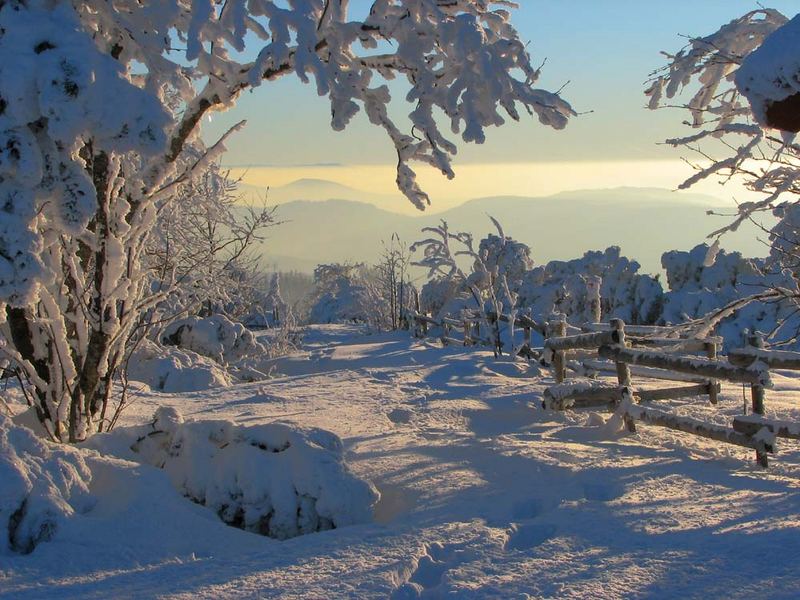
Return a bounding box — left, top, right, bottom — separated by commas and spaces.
87, 407, 378, 540
3, 324, 800, 598
736, 14, 800, 130
0, 416, 93, 555
127, 339, 232, 393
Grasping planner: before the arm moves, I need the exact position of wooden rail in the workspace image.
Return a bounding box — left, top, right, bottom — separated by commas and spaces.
596, 345, 766, 386
542, 320, 796, 467
406, 309, 545, 359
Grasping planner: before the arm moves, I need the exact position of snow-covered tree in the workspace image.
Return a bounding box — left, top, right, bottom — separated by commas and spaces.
146, 163, 277, 319
647, 10, 800, 341
517, 247, 663, 326
646, 9, 794, 235
0, 1, 572, 442
412, 218, 523, 355
265, 273, 289, 326
308, 263, 377, 325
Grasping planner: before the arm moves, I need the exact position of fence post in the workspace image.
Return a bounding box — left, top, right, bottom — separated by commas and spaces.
464, 320, 472, 346
746, 331, 768, 467
547, 316, 567, 383
705, 339, 719, 405
610, 318, 636, 432
610, 319, 631, 385
748, 332, 766, 416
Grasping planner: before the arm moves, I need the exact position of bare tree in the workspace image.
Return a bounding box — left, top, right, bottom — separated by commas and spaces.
147, 163, 278, 319
374, 234, 414, 331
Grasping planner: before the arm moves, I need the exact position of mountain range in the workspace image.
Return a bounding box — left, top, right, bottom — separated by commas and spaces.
245, 180, 772, 276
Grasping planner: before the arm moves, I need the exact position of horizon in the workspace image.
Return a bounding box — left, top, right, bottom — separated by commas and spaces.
244, 184, 773, 279
229, 160, 758, 217
209, 0, 800, 220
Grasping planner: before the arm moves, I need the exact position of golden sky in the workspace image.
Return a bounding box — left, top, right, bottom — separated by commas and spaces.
231, 159, 756, 216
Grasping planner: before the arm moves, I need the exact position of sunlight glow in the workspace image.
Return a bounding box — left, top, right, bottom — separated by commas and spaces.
230, 160, 756, 215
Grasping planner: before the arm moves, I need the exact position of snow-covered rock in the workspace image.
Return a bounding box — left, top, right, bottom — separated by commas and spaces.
0, 416, 94, 555
127, 339, 231, 392
90, 408, 378, 540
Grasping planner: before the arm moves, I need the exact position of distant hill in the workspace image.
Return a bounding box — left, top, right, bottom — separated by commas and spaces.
240, 177, 408, 208
247, 186, 773, 277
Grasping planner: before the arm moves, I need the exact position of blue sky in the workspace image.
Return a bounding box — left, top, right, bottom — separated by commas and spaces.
205, 2, 798, 168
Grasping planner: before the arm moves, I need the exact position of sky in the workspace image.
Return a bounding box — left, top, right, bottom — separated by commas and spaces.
203, 1, 799, 213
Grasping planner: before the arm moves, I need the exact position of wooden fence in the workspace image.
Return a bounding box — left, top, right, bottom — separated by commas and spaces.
408, 310, 799, 467
407, 309, 547, 359
542, 320, 800, 467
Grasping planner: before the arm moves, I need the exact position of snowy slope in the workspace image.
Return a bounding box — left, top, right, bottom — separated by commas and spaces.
3, 325, 800, 599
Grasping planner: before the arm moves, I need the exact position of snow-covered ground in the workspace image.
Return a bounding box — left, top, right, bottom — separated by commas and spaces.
3, 324, 800, 599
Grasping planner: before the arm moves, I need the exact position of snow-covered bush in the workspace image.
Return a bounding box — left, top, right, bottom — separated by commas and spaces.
162, 315, 265, 365
126, 340, 231, 393
419, 276, 470, 318
412, 219, 524, 354
662, 245, 762, 294
308, 264, 378, 325
661, 244, 800, 348
160, 315, 274, 382
517, 247, 663, 326
90, 408, 378, 540
0, 417, 93, 555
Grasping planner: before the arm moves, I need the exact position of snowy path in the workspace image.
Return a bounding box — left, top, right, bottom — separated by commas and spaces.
4, 325, 800, 599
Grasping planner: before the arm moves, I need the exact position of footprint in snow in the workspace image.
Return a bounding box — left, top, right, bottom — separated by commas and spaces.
391, 542, 458, 598
388, 408, 414, 424
504, 522, 557, 551
582, 481, 624, 502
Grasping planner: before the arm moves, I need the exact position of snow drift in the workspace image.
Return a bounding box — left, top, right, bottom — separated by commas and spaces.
90, 408, 379, 540
0, 416, 94, 555
127, 339, 232, 392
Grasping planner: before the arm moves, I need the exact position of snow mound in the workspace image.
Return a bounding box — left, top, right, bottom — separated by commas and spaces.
161, 315, 274, 380
0, 416, 94, 555
127, 339, 231, 392
92, 408, 379, 540
162, 315, 266, 364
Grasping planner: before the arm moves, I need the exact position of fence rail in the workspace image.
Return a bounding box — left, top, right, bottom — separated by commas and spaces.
541, 320, 800, 467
